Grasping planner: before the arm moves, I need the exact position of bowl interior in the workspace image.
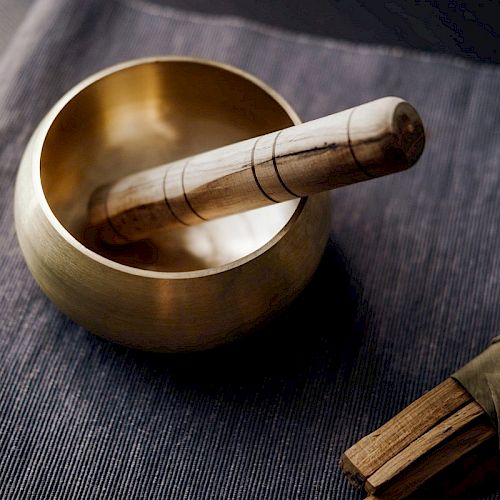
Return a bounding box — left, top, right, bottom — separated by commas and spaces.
40, 60, 299, 272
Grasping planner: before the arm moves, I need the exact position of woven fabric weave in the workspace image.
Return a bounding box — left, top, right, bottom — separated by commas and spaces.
1, 0, 499, 498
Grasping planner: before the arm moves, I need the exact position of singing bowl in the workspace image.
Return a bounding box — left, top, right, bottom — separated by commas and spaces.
14, 57, 330, 351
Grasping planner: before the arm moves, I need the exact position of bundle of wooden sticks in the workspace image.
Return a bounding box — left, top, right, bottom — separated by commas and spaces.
340, 378, 499, 498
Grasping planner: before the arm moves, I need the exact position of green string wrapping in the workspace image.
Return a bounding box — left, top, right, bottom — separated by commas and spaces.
452, 337, 500, 446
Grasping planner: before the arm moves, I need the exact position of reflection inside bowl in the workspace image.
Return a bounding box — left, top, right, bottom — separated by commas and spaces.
84, 200, 298, 271
40, 60, 300, 272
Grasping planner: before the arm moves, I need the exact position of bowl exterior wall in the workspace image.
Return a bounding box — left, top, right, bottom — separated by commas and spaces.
14, 59, 331, 351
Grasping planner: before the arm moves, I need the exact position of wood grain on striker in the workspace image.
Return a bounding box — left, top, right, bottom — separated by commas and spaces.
88, 97, 425, 244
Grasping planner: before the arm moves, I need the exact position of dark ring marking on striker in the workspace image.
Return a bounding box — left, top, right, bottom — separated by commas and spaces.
251, 136, 280, 203
272, 130, 301, 198
347, 108, 375, 179
181, 159, 208, 221
104, 185, 133, 242
162, 164, 190, 226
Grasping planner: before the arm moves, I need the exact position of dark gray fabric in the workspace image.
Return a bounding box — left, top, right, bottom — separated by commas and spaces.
0, 0, 32, 52
1, 0, 499, 498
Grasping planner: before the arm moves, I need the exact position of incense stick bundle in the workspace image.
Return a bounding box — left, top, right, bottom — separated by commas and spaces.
340, 341, 500, 498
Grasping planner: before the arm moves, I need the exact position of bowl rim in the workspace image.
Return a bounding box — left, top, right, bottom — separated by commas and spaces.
31, 56, 308, 280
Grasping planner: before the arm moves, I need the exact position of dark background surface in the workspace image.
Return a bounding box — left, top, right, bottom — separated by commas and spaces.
160, 0, 500, 63
2, 1, 500, 63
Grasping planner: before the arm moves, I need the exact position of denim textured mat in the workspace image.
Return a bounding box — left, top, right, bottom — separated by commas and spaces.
0, 0, 499, 498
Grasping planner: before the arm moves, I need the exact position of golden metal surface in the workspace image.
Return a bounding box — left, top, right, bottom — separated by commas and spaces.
15, 57, 330, 351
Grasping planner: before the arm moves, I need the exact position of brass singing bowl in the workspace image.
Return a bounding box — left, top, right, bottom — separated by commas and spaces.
15, 57, 330, 351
